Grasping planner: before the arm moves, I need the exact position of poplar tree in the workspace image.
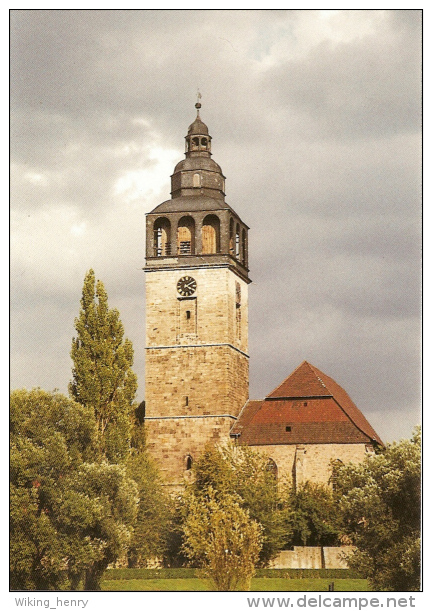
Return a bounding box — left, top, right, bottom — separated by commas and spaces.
69, 269, 138, 462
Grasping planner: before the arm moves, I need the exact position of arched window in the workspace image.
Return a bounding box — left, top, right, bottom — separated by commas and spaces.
186, 455, 193, 471
201, 137, 207, 147
193, 173, 201, 188
266, 458, 278, 481
229, 218, 235, 256
177, 217, 195, 255
153, 217, 171, 256
192, 137, 199, 149
235, 223, 240, 259
202, 214, 220, 254
241, 228, 247, 264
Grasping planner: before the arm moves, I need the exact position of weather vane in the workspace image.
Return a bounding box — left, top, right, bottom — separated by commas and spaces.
196, 89, 202, 111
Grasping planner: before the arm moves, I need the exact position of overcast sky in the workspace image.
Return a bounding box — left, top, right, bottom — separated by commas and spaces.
10, 9, 422, 443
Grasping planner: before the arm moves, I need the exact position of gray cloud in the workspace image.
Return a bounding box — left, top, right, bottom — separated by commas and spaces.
10, 9, 421, 444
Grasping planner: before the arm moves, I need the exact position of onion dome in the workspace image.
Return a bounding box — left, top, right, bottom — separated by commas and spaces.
188, 102, 209, 135
170, 100, 226, 200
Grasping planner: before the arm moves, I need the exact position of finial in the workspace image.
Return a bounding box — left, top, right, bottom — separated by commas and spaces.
195, 89, 202, 113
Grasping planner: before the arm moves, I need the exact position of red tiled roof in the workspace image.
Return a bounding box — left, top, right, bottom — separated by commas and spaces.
268, 361, 332, 399
231, 361, 383, 446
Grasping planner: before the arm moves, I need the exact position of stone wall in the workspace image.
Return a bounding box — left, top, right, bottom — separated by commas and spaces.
270, 547, 322, 569
145, 345, 248, 418
270, 547, 355, 569
324, 546, 355, 569
145, 266, 250, 483
145, 415, 235, 487
145, 267, 248, 354
251, 443, 371, 488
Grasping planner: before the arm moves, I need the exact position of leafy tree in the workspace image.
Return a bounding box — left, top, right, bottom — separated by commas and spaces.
334, 428, 421, 591
10, 389, 138, 591
10, 389, 97, 590
69, 269, 137, 462
188, 443, 287, 566
71, 462, 138, 590
284, 482, 342, 547
125, 418, 173, 567
182, 487, 262, 591
162, 496, 190, 568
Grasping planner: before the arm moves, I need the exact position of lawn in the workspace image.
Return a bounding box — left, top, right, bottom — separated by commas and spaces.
102, 576, 369, 592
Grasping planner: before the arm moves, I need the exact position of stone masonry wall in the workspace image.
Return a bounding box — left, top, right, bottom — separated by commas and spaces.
145, 266, 249, 482
145, 267, 248, 355
251, 443, 370, 488
145, 416, 235, 487
270, 547, 355, 569
145, 345, 249, 418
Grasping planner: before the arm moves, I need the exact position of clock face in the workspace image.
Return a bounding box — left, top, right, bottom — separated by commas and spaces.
177, 276, 197, 297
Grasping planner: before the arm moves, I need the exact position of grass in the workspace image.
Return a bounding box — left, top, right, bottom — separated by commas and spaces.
103, 567, 362, 581
101, 569, 370, 592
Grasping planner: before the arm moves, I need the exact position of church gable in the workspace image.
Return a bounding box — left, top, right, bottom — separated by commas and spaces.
267, 361, 333, 399
231, 361, 383, 447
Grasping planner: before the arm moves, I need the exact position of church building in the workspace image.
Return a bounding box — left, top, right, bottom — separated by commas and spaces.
143, 102, 382, 489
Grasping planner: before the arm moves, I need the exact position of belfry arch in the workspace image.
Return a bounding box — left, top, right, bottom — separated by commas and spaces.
177, 216, 195, 255
202, 214, 220, 254
153, 217, 171, 256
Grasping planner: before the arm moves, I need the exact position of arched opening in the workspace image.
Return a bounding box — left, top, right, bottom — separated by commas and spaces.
177, 217, 195, 255
235, 223, 240, 259
266, 458, 278, 481
229, 218, 235, 256
202, 214, 220, 254
191, 137, 199, 149
201, 137, 207, 147
153, 217, 171, 256
186, 455, 193, 471
241, 228, 247, 264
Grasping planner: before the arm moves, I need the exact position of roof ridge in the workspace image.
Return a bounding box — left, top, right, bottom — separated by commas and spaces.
267, 360, 333, 399
267, 360, 308, 397
306, 363, 384, 446
307, 362, 332, 392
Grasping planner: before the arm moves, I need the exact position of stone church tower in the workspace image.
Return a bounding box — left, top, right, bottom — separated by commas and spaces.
144, 102, 383, 490
144, 102, 250, 487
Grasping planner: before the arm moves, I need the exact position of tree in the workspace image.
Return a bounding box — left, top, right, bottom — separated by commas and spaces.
71, 462, 138, 590
334, 428, 421, 591
10, 388, 97, 590
125, 417, 173, 567
10, 389, 138, 591
69, 269, 138, 462
182, 487, 262, 591
189, 443, 287, 566
284, 482, 342, 547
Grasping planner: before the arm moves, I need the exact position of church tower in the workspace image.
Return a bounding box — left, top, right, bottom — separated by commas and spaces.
144, 102, 250, 486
